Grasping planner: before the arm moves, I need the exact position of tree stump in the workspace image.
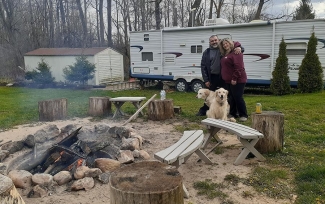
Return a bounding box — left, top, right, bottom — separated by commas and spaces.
109, 161, 184, 204
251, 111, 285, 154
38, 98, 67, 121
88, 97, 111, 116
148, 99, 174, 121
0, 174, 25, 204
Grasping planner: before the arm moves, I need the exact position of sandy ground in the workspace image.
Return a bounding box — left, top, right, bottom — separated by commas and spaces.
0, 117, 292, 204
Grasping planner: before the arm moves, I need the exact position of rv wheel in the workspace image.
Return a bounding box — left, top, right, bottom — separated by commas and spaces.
191, 80, 204, 93
175, 79, 188, 92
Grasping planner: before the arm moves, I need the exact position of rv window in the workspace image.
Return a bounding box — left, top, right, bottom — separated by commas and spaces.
197, 45, 202, 53
144, 34, 149, 41
191, 45, 203, 53
286, 49, 306, 55
142, 52, 153, 61
286, 43, 306, 55
191, 46, 196, 53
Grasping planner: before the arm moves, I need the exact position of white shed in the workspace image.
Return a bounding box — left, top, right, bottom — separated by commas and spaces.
24, 47, 124, 85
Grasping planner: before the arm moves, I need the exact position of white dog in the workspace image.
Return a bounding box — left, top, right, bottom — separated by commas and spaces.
206, 88, 229, 120
196, 88, 215, 107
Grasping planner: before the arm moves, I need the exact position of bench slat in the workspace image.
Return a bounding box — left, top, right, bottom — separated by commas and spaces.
110, 97, 146, 102
202, 118, 263, 139
155, 130, 204, 164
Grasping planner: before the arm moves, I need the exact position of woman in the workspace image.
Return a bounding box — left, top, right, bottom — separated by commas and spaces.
219, 38, 248, 122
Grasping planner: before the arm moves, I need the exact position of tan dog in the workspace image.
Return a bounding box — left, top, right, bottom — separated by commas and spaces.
206, 88, 229, 120
196, 88, 215, 107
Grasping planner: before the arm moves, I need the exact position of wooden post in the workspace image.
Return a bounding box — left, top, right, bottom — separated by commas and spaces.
88, 97, 111, 116
109, 161, 184, 204
0, 174, 26, 204
251, 111, 285, 154
38, 98, 67, 121
148, 99, 174, 121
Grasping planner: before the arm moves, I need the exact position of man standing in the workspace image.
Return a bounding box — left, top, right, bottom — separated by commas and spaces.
196, 35, 242, 116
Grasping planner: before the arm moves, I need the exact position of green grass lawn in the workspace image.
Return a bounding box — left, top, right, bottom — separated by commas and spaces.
0, 86, 324, 203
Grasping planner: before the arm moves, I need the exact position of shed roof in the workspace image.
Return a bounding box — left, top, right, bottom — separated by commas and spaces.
24, 47, 108, 56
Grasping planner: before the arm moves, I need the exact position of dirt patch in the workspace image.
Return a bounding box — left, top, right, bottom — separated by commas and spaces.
0, 117, 292, 204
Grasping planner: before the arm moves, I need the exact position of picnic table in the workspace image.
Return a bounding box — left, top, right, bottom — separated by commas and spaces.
109, 97, 146, 119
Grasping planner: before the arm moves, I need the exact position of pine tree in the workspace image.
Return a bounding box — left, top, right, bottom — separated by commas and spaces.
298, 32, 324, 93
293, 0, 315, 20
270, 37, 291, 95
25, 59, 55, 85
63, 56, 96, 85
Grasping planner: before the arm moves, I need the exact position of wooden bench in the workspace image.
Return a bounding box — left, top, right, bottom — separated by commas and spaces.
154, 130, 212, 198
154, 130, 212, 167
109, 97, 146, 119
201, 118, 266, 165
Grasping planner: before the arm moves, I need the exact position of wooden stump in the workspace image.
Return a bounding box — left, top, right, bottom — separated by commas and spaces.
109, 161, 184, 204
251, 111, 285, 154
148, 99, 174, 121
0, 174, 25, 204
88, 97, 111, 116
38, 98, 67, 121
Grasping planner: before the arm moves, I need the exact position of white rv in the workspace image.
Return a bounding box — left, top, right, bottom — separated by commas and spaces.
129, 19, 325, 92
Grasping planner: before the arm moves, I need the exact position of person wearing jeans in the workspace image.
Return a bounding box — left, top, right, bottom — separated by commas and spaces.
196, 35, 243, 116
219, 38, 248, 122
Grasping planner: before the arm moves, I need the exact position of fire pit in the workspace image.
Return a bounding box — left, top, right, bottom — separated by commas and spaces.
0, 123, 151, 198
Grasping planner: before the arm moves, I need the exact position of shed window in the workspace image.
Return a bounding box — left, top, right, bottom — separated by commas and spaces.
142, 52, 153, 61
191, 45, 203, 53
286, 43, 306, 55
144, 34, 149, 41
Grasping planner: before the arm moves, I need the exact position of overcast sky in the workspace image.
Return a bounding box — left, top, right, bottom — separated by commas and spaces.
265, 0, 325, 18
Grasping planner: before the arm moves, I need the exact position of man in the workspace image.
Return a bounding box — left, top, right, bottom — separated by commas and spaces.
196, 35, 243, 116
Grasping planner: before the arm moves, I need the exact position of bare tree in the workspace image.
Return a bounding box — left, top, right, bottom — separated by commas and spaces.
76, 0, 88, 46
254, 0, 270, 20
188, 0, 202, 27
107, 0, 113, 46
98, 0, 105, 46
154, 0, 162, 29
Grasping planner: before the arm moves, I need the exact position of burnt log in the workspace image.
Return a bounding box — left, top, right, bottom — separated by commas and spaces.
38, 98, 67, 121
88, 97, 112, 116
0, 174, 25, 204
148, 99, 174, 121
251, 111, 285, 154
109, 161, 184, 204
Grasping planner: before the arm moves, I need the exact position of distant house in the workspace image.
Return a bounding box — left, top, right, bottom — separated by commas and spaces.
24, 47, 124, 85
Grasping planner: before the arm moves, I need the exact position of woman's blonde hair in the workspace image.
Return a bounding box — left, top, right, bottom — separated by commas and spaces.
219, 38, 234, 56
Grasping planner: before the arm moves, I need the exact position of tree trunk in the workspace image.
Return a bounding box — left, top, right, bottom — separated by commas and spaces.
107, 0, 113, 46
209, 0, 213, 19
88, 97, 111, 117
251, 111, 285, 154
109, 161, 184, 204
254, 0, 265, 20
155, 0, 162, 29
148, 99, 174, 121
0, 174, 25, 204
38, 98, 67, 121
99, 0, 105, 46
76, 0, 88, 46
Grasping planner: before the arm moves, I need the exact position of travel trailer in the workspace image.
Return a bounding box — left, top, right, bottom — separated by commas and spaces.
129, 19, 325, 92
